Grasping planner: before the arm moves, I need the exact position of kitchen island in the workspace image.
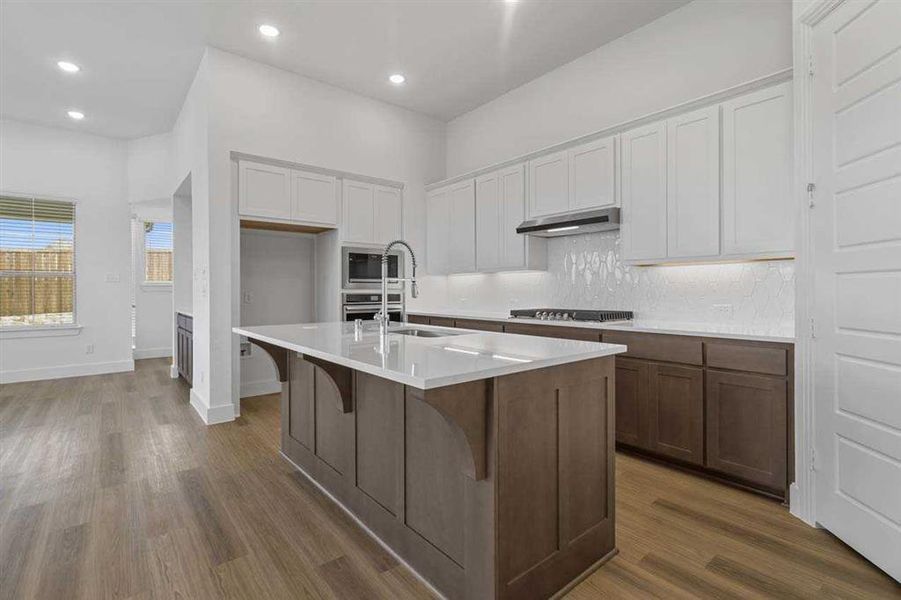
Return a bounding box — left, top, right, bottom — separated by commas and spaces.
233, 321, 626, 600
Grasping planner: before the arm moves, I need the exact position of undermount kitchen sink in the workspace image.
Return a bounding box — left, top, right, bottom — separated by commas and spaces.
392, 328, 461, 338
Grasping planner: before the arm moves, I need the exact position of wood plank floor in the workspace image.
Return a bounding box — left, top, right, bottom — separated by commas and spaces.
1, 358, 897, 599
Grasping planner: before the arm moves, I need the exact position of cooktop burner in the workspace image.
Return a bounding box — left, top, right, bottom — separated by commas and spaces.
510, 308, 633, 322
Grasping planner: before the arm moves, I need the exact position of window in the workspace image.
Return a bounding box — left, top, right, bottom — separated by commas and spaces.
143, 221, 172, 284
0, 195, 76, 327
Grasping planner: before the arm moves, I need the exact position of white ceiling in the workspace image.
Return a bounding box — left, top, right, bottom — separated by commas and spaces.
0, 0, 688, 139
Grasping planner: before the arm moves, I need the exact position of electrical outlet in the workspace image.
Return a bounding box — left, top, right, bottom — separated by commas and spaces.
243, 291, 253, 304
85, 344, 94, 354
104, 273, 120, 283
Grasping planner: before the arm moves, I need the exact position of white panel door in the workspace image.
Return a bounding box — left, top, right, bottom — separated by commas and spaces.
476, 172, 501, 271
569, 135, 616, 210
291, 170, 337, 225
500, 163, 527, 269
666, 106, 720, 258
373, 185, 402, 245
812, 0, 901, 582
528, 149, 569, 218
342, 180, 374, 243
621, 121, 667, 262
448, 179, 476, 273
722, 81, 793, 256
239, 161, 291, 219
426, 187, 450, 275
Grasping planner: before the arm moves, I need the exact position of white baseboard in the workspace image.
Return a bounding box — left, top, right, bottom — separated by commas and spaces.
133, 346, 172, 360
189, 388, 235, 425
240, 379, 281, 398
0, 359, 135, 384
169, 363, 179, 378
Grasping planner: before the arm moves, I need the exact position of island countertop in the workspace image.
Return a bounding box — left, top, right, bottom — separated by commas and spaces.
234, 321, 626, 389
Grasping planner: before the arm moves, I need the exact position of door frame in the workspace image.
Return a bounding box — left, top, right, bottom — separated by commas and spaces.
791, 0, 848, 527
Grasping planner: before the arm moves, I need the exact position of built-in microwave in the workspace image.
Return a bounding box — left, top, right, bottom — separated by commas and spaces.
342, 246, 403, 289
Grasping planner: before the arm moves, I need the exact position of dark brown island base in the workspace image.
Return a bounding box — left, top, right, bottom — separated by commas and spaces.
238, 323, 624, 600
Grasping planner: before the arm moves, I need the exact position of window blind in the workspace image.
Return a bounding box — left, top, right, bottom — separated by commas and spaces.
0, 195, 75, 326
144, 221, 172, 283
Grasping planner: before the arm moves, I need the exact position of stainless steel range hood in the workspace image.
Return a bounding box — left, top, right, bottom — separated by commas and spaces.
516, 207, 620, 238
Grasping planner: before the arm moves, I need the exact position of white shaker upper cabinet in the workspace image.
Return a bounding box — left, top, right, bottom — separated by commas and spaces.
448, 179, 476, 273
291, 170, 337, 226
475, 171, 501, 271
621, 121, 667, 262
666, 106, 721, 258
528, 149, 569, 218
342, 180, 375, 243
373, 185, 403, 245
239, 160, 291, 220
426, 186, 450, 275
569, 136, 616, 210
722, 81, 793, 256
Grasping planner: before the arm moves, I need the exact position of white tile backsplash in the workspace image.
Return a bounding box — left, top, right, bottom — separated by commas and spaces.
411, 231, 794, 329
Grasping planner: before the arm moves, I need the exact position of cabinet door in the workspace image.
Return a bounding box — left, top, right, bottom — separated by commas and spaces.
475, 172, 501, 271
621, 121, 667, 262
448, 179, 476, 273
648, 364, 704, 465
569, 136, 616, 210
500, 164, 527, 269
373, 185, 402, 244
342, 180, 374, 243
291, 170, 337, 225
722, 82, 793, 256
426, 187, 450, 275
239, 161, 291, 219
666, 106, 720, 258
528, 149, 569, 218
706, 370, 787, 491
615, 358, 649, 449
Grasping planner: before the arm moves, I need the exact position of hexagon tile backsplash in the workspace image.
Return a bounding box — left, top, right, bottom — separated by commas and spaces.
412, 231, 795, 329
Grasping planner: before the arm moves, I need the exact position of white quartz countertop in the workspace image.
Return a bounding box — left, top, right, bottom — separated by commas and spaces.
233, 321, 626, 390
406, 309, 795, 344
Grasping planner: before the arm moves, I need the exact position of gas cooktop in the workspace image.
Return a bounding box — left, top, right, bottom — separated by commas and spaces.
510, 308, 634, 323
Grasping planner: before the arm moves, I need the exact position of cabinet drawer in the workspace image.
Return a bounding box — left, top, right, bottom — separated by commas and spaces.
503, 322, 601, 342
429, 316, 456, 328
406, 314, 430, 325
706, 343, 787, 376
454, 319, 504, 333
177, 313, 193, 333
602, 331, 702, 365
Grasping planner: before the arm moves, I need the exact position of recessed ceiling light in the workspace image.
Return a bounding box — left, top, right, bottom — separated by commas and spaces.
57, 60, 80, 73
389, 73, 406, 85
67, 110, 85, 120
258, 24, 279, 38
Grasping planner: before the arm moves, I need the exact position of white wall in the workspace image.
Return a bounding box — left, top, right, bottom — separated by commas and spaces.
445, 0, 792, 175
197, 48, 445, 419
0, 120, 132, 382
239, 229, 315, 397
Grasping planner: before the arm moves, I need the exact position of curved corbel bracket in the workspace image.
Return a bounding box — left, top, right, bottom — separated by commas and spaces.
303, 355, 353, 414
411, 379, 491, 481
250, 341, 288, 383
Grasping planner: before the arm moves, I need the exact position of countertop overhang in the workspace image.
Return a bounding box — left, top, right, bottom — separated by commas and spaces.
233, 321, 626, 389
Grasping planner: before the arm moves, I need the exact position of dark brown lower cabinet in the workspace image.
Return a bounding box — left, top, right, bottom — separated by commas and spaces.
176, 313, 193, 384
706, 370, 787, 491
647, 364, 704, 465
615, 358, 649, 448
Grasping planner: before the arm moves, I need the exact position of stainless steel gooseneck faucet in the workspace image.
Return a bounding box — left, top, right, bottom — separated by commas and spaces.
376, 240, 418, 336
